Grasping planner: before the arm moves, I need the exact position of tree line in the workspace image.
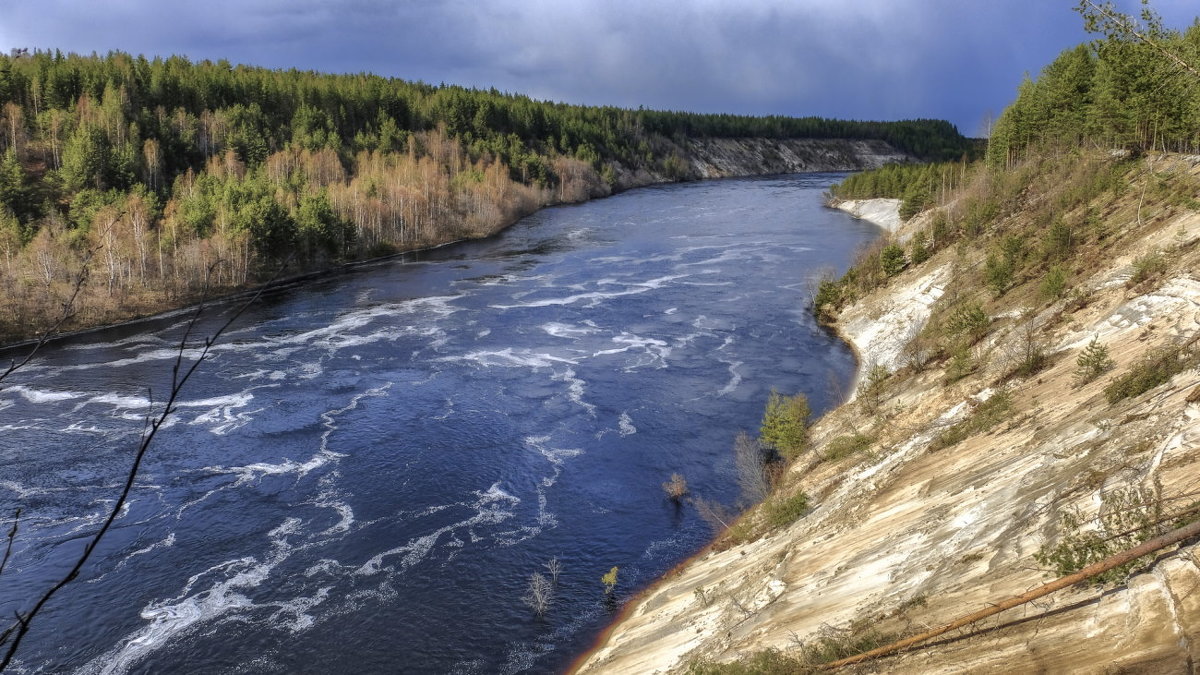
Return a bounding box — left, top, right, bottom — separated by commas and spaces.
0, 49, 971, 342
987, 9, 1200, 166
828, 159, 975, 220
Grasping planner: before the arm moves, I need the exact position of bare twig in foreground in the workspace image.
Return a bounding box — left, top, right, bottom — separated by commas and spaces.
0, 260, 284, 671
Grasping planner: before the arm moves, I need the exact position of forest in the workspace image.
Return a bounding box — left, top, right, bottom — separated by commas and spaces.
0, 50, 971, 343
831, 12, 1200, 221
986, 11, 1200, 165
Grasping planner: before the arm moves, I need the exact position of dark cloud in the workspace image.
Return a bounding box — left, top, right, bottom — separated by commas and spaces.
3, 0, 1196, 136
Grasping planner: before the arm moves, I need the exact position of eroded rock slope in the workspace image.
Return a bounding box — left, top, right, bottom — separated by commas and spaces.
577, 157, 1200, 674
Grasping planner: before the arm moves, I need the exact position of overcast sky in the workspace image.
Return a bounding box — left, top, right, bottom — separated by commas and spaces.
2, 1, 1197, 137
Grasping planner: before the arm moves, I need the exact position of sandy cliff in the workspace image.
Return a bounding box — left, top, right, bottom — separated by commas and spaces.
576, 159, 1200, 674
607, 139, 911, 192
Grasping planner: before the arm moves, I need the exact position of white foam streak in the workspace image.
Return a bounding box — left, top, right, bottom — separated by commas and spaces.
618, 412, 637, 437
553, 368, 596, 415
541, 322, 598, 339
81, 519, 304, 675
5, 385, 82, 403
355, 482, 520, 576
184, 386, 390, 518
446, 348, 578, 369
490, 274, 688, 309
717, 361, 744, 396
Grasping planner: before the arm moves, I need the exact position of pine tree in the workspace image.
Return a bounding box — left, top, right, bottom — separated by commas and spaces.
1075, 336, 1115, 385
759, 391, 811, 460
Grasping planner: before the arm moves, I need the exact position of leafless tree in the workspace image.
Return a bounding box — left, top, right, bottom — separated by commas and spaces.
544, 557, 562, 586
691, 497, 734, 533
522, 572, 554, 617
733, 432, 771, 505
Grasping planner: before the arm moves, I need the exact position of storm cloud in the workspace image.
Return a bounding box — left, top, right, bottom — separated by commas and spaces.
3, 0, 1197, 136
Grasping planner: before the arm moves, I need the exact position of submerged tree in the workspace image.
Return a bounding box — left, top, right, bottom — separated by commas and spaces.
523, 572, 554, 618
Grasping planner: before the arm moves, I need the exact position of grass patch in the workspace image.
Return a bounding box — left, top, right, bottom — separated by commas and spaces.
687, 623, 901, 674
823, 433, 875, 461
764, 492, 810, 530
688, 649, 806, 675
931, 389, 1014, 450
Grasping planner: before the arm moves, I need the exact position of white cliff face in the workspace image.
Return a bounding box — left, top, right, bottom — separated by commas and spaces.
682, 139, 910, 178
608, 139, 914, 193
833, 198, 904, 234
839, 263, 950, 377
575, 164, 1200, 675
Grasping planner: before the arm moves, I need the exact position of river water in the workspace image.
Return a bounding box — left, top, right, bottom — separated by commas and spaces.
0, 174, 876, 673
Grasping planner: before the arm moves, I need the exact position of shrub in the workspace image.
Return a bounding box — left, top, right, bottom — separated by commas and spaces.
931, 389, 1013, 450
880, 244, 907, 277
1007, 344, 1047, 380
1104, 342, 1198, 403
764, 491, 810, 529
1074, 336, 1114, 385
930, 211, 951, 247
734, 431, 773, 504
1128, 249, 1166, 287
857, 364, 890, 413
795, 623, 900, 668
823, 433, 875, 461
943, 345, 976, 385
600, 566, 619, 594
523, 572, 554, 617
999, 232, 1025, 265
1032, 488, 1198, 586
813, 276, 845, 321
984, 252, 1013, 296
944, 302, 990, 345
909, 230, 931, 265
1042, 219, 1074, 261
760, 391, 811, 460
961, 196, 998, 238
900, 177, 933, 220
1004, 318, 1048, 380
1039, 264, 1068, 300
688, 649, 804, 675
662, 473, 689, 500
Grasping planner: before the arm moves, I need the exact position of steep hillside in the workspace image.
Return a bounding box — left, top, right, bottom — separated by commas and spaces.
575, 152, 1200, 673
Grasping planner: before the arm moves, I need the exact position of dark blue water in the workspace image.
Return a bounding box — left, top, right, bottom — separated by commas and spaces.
0, 174, 876, 674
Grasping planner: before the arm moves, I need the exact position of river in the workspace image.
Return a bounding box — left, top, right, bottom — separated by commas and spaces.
0, 173, 877, 673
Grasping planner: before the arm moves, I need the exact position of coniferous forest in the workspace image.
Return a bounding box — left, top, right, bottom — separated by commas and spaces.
986, 16, 1200, 165
0, 50, 971, 342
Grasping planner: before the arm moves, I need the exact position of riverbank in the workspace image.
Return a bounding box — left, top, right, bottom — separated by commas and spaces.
3, 138, 906, 350
574, 153, 1200, 673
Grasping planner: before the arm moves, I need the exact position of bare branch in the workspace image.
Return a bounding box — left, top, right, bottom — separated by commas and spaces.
0, 258, 287, 671
545, 557, 562, 586
0, 510, 18, 579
